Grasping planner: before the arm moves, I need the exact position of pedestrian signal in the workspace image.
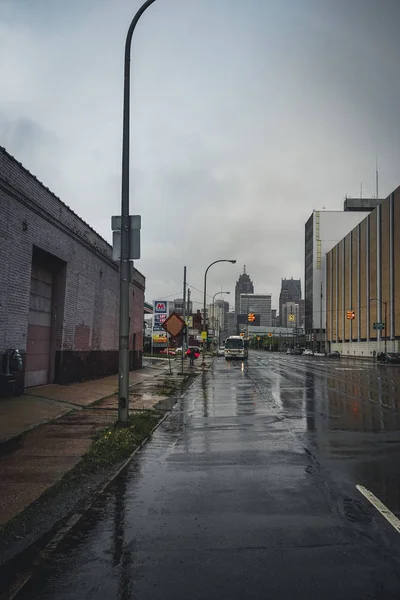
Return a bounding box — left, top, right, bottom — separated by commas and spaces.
248, 313, 256, 322
346, 310, 355, 320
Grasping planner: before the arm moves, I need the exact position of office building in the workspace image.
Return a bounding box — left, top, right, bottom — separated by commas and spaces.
172, 298, 192, 315
326, 186, 400, 356
271, 309, 278, 328
279, 278, 301, 323
235, 266, 254, 313
281, 302, 300, 329
226, 312, 237, 337
304, 200, 381, 351
240, 293, 272, 326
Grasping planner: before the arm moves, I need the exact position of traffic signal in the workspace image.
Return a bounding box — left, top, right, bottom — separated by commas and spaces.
248, 313, 256, 323
346, 310, 355, 320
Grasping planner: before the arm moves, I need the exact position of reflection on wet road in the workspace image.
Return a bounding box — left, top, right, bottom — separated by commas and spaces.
16, 353, 400, 599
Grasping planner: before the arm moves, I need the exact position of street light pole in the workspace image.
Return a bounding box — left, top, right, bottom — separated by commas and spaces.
211, 291, 230, 356
118, 0, 158, 426
202, 260, 236, 366
369, 297, 388, 355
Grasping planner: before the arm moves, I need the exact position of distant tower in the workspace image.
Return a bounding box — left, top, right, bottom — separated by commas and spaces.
279, 277, 302, 324
235, 266, 254, 313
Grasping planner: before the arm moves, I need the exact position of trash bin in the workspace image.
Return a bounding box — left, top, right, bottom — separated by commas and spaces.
0, 349, 23, 396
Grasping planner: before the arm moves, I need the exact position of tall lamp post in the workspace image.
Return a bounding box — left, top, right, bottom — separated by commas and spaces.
212, 291, 230, 356
202, 260, 236, 366
369, 297, 388, 354
118, 0, 158, 426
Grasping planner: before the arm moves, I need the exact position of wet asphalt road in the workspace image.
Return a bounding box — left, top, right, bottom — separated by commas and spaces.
15, 353, 400, 599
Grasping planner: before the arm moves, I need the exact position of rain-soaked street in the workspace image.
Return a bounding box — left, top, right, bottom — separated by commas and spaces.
15, 352, 400, 599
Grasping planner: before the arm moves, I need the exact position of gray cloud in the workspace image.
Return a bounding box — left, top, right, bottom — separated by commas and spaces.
1, 0, 400, 309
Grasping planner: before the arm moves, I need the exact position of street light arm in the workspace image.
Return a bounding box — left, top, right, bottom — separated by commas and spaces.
122, 0, 158, 215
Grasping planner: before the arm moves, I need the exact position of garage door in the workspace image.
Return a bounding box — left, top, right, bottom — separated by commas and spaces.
25, 262, 53, 387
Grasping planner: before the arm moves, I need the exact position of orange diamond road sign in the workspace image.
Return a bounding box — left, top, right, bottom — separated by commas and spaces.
162, 312, 186, 338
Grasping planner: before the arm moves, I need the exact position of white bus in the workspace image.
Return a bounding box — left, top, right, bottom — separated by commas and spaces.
224, 336, 248, 360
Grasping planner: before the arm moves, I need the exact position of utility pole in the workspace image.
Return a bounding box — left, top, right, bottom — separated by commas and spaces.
320, 281, 323, 353
181, 266, 187, 375
186, 288, 191, 348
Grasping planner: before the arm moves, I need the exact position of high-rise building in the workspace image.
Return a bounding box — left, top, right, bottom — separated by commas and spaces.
226, 312, 237, 337
281, 302, 300, 329
172, 298, 192, 315
326, 187, 400, 356
235, 266, 254, 313
305, 198, 382, 351
271, 309, 278, 328
279, 278, 301, 325
240, 293, 272, 326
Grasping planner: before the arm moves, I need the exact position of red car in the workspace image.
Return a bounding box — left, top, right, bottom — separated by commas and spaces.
160, 348, 176, 356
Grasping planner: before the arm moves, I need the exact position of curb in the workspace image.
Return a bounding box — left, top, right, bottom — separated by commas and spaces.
1, 412, 169, 600
1, 369, 204, 600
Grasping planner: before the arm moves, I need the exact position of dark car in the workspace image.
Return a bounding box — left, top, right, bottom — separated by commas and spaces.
379, 352, 400, 364
328, 351, 341, 358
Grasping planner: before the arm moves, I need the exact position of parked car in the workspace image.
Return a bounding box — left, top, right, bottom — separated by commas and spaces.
160, 347, 176, 356
175, 347, 183, 354
378, 352, 400, 364
217, 347, 225, 357
303, 349, 314, 356
328, 351, 341, 359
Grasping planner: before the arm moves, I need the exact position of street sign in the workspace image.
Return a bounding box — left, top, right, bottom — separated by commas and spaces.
152, 333, 167, 344
186, 316, 193, 327
111, 215, 141, 261
162, 312, 186, 337
188, 329, 197, 336
288, 314, 295, 322
373, 322, 385, 330
154, 301, 168, 314
201, 331, 207, 340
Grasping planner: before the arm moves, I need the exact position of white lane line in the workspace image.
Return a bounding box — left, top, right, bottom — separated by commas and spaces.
356, 484, 400, 534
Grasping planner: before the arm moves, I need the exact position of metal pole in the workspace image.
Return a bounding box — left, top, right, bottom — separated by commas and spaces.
181, 266, 187, 375
385, 301, 388, 354
320, 281, 323, 353
211, 291, 230, 356
202, 259, 236, 366
118, 0, 158, 426
186, 288, 191, 348
202, 268, 208, 366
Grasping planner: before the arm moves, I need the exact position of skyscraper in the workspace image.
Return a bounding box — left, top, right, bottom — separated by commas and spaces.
279, 278, 302, 324
240, 293, 272, 326
235, 266, 254, 313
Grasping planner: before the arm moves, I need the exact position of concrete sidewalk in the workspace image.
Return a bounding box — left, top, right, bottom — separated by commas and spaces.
0, 359, 209, 527
0, 363, 166, 444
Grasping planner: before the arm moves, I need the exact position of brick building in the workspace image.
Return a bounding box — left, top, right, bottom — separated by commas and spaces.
0, 147, 145, 390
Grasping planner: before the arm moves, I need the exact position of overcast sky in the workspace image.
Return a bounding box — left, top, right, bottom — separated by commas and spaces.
1, 0, 400, 312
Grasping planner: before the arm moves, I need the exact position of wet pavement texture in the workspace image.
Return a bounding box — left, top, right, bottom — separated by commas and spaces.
13, 353, 400, 599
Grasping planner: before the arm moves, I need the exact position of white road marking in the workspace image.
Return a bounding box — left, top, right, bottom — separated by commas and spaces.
356, 484, 400, 534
